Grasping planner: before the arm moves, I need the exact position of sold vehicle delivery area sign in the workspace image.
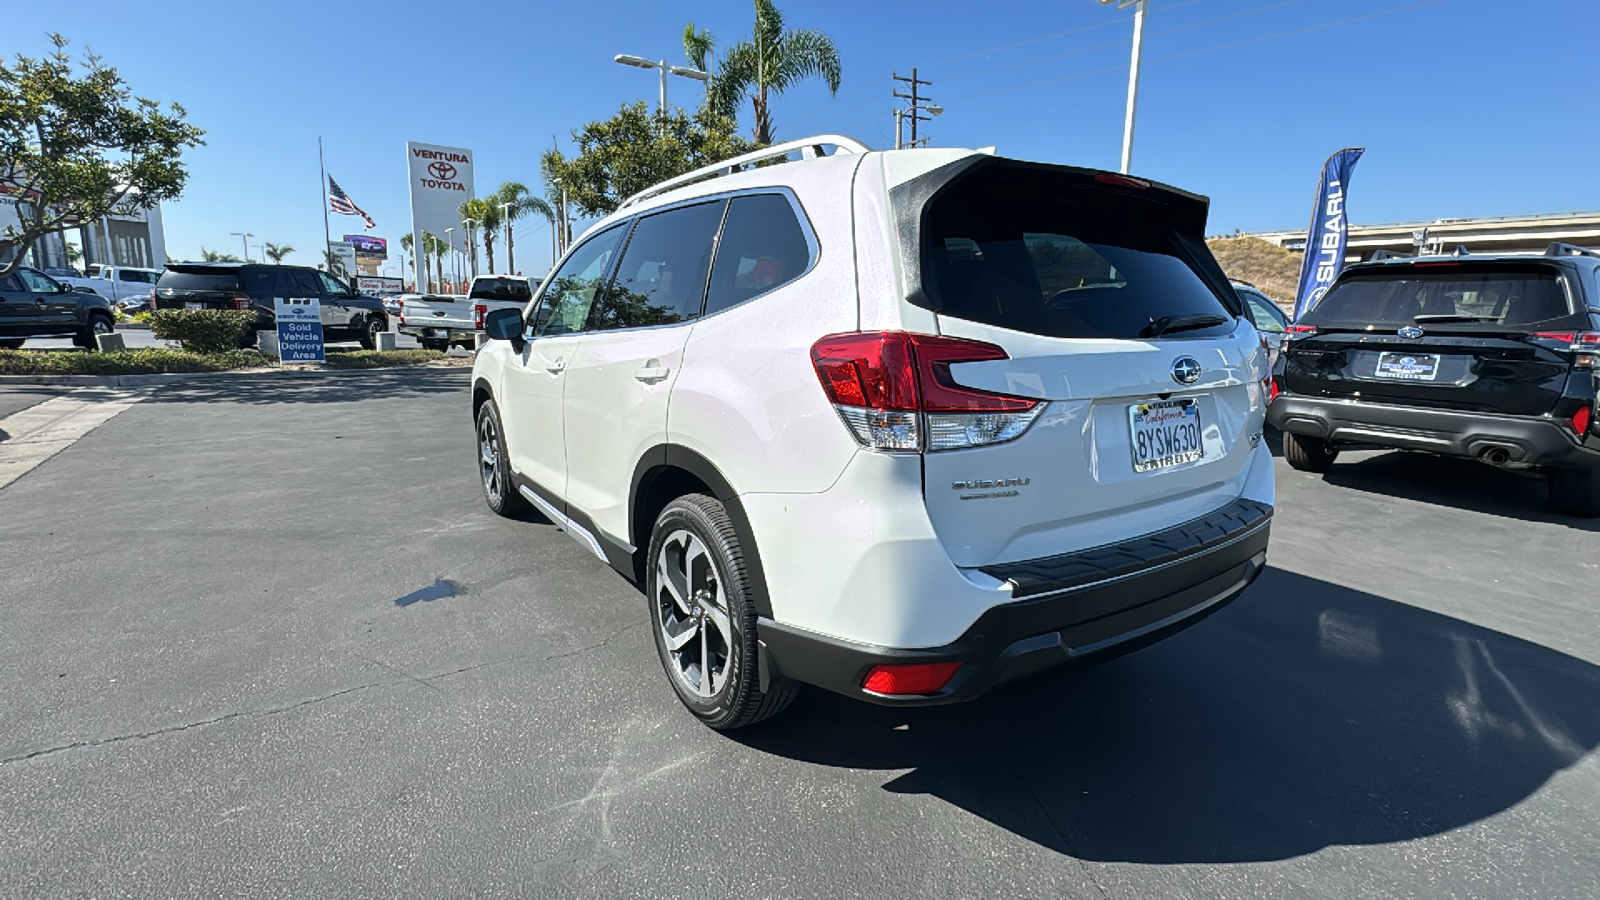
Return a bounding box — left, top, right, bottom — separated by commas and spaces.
274, 297, 325, 363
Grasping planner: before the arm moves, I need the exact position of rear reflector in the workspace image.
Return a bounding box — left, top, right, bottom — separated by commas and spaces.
1574, 406, 1593, 437
861, 662, 961, 696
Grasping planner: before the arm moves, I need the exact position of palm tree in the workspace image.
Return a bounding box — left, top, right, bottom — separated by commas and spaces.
200, 247, 243, 262
459, 197, 499, 275
486, 181, 554, 275
400, 231, 449, 291
690, 1, 842, 145
264, 242, 294, 263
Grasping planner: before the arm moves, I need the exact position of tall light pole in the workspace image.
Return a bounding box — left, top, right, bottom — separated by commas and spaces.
230, 231, 254, 261
443, 227, 455, 290
462, 217, 478, 280
1098, 0, 1147, 174
614, 54, 709, 113
894, 103, 943, 150
500, 201, 517, 274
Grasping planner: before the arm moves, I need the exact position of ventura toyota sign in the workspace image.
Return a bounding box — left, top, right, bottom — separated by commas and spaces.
406, 141, 474, 292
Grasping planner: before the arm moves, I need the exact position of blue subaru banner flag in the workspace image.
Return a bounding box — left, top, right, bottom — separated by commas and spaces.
1293, 147, 1365, 320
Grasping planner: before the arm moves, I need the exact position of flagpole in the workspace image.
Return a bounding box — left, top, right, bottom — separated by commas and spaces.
318, 136, 332, 269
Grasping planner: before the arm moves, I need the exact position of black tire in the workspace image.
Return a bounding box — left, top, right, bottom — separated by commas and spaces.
647, 494, 798, 730
1283, 431, 1339, 473
75, 313, 114, 351
360, 315, 387, 350
0, 339, 23, 350
476, 399, 529, 518
1548, 466, 1600, 518
421, 338, 449, 351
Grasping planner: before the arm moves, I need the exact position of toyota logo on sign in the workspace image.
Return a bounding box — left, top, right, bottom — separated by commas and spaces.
428, 161, 457, 181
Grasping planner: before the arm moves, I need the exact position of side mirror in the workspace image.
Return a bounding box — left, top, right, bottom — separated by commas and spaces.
483, 308, 523, 342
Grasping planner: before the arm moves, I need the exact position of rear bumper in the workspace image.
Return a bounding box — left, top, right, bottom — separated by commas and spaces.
399, 324, 475, 339
759, 498, 1272, 706
1268, 394, 1598, 467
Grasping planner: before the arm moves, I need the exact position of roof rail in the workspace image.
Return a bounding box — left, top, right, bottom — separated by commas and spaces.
618, 134, 872, 210
1544, 241, 1600, 258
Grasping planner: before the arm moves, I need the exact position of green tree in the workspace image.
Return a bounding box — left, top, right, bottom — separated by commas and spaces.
690, 1, 841, 145
263, 242, 294, 263
64, 241, 82, 267
459, 196, 498, 276
200, 246, 242, 262
543, 101, 754, 219
400, 231, 449, 289
0, 35, 205, 277
486, 181, 553, 276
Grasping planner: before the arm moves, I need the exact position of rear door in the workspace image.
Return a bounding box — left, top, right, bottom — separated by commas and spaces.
562, 199, 725, 543
1286, 263, 1585, 415
909, 162, 1263, 568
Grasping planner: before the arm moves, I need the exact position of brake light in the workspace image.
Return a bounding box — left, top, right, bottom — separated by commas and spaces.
1093, 173, 1150, 189
811, 332, 1043, 452
1268, 378, 1280, 403
397, 298, 405, 324
861, 662, 961, 695
232, 292, 252, 311
1573, 406, 1593, 437
1532, 331, 1600, 368
1285, 324, 1317, 338
474, 303, 488, 329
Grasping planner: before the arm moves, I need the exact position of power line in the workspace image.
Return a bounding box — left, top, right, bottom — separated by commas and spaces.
785, 79, 894, 132
943, 0, 1450, 103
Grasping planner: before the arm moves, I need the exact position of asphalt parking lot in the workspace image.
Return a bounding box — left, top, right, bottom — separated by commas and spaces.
1, 372, 1597, 898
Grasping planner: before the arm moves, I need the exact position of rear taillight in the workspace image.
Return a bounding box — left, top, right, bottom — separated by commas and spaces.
1285, 324, 1317, 339
149, 292, 159, 311
474, 303, 487, 329
1573, 406, 1593, 437
232, 292, 252, 311
1268, 378, 1280, 403
861, 662, 961, 696
810, 332, 1043, 452
397, 298, 405, 324
1533, 331, 1600, 369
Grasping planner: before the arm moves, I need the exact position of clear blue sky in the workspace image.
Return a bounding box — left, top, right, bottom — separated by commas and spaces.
8, 0, 1594, 276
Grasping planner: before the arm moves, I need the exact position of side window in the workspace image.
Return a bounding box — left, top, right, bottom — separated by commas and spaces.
239, 269, 277, 295
589, 200, 725, 332
531, 223, 628, 337
1243, 291, 1287, 332
0, 273, 21, 292
288, 271, 322, 297
17, 270, 58, 293
316, 272, 350, 296
704, 194, 811, 316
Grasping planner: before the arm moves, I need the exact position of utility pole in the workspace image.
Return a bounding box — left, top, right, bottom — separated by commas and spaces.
893, 69, 935, 148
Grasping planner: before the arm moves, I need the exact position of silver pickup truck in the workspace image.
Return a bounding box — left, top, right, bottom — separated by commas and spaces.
397, 275, 538, 350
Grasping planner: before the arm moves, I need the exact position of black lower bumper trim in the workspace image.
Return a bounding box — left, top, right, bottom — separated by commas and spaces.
759, 504, 1271, 706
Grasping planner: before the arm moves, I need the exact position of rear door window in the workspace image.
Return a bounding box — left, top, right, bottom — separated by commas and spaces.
239, 268, 278, 295
286, 270, 321, 297
591, 199, 725, 331
1305, 267, 1579, 330
923, 170, 1234, 340
704, 194, 811, 316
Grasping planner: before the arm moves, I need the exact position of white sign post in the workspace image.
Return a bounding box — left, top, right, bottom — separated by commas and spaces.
274, 297, 326, 364
406, 141, 475, 293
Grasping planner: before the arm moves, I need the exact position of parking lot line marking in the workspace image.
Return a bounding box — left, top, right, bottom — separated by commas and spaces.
0, 388, 149, 490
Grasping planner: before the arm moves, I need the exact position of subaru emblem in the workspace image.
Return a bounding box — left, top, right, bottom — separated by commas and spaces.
1398, 325, 1424, 339
1171, 357, 1202, 385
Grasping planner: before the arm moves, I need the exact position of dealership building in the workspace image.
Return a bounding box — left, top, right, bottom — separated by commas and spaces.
0, 190, 168, 272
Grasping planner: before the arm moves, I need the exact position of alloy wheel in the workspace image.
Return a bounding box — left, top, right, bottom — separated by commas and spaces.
478, 414, 503, 501
655, 529, 733, 698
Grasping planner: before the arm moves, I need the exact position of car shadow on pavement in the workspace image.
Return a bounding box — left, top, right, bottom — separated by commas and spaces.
143, 368, 469, 406
1318, 449, 1598, 532
732, 567, 1600, 864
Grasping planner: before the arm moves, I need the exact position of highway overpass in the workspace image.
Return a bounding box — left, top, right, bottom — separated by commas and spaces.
1242, 210, 1600, 260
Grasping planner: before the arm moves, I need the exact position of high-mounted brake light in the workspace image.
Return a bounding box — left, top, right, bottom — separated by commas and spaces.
1093, 172, 1150, 189
811, 332, 1043, 452
861, 662, 961, 696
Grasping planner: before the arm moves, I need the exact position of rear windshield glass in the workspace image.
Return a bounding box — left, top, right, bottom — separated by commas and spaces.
157, 268, 240, 292
470, 278, 532, 301
1305, 268, 1576, 330
923, 171, 1234, 340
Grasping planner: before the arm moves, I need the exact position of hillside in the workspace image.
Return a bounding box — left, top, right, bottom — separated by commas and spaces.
1207, 236, 1301, 310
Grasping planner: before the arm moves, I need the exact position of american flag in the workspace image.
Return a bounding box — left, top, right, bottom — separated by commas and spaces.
328, 176, 375, 230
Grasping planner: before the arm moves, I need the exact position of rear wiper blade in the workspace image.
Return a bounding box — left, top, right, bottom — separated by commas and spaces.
1140, 313, 1230, 338
1413, 314, 1497, 324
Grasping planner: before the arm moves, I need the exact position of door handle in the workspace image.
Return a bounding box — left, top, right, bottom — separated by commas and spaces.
546, 358, 566, 374
634, 364, 670, 383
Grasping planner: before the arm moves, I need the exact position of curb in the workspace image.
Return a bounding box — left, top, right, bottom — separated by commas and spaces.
0, 361, 472, 388
115, 323, 152, 331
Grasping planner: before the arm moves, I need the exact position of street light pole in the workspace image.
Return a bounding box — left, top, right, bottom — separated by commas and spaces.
230, 231, 254, 261
443, 227, 454, 291
1098, 0, 1148, 174
614, 54, 709, 114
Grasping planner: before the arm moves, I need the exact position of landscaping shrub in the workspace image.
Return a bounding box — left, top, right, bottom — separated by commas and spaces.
0, 348, 272, 375
149, 309, 258, 354
322, 349, 447, 369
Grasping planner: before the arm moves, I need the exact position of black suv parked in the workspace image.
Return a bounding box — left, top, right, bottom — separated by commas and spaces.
152, 263, 388, 348
1268, 243, 1600, 516
0, 266, 116, 350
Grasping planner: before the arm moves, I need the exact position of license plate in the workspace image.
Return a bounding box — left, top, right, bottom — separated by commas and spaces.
1374, 352, 1440, 381
1129, 398, 1204, 473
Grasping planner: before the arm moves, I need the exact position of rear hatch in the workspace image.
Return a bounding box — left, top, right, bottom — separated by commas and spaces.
904, 160, 1263, 568
1283, 261, 1588, 416
154, 266, 244, 310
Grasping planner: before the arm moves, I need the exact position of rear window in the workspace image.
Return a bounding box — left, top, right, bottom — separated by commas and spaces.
157, 268, 240, 292
469, 278, 533, 302
1305, 266, 1578, 330
923, 169, 1234, 340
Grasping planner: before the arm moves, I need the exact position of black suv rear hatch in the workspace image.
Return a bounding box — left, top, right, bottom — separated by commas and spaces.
1284, 261, 1590, 416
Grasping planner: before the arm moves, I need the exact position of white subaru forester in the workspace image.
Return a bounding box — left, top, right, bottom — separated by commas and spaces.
472, 136, 1274, 729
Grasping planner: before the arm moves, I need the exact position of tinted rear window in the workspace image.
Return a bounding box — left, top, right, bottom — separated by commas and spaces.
157, 268, 240, 292
1305, 267, 1577, 330
470, 278, 533, 301
923, 170, 1234, 340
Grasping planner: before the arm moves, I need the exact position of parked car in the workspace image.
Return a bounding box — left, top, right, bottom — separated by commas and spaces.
470, 136, 1275, 729
1233, 280, 1289, 367
1268, 243, 1600, 517
60, 266, 161, 306
151, 262, 389, 349
0, 266, 117, 350
44, 266, 83, 279
397, 276, 538, 350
